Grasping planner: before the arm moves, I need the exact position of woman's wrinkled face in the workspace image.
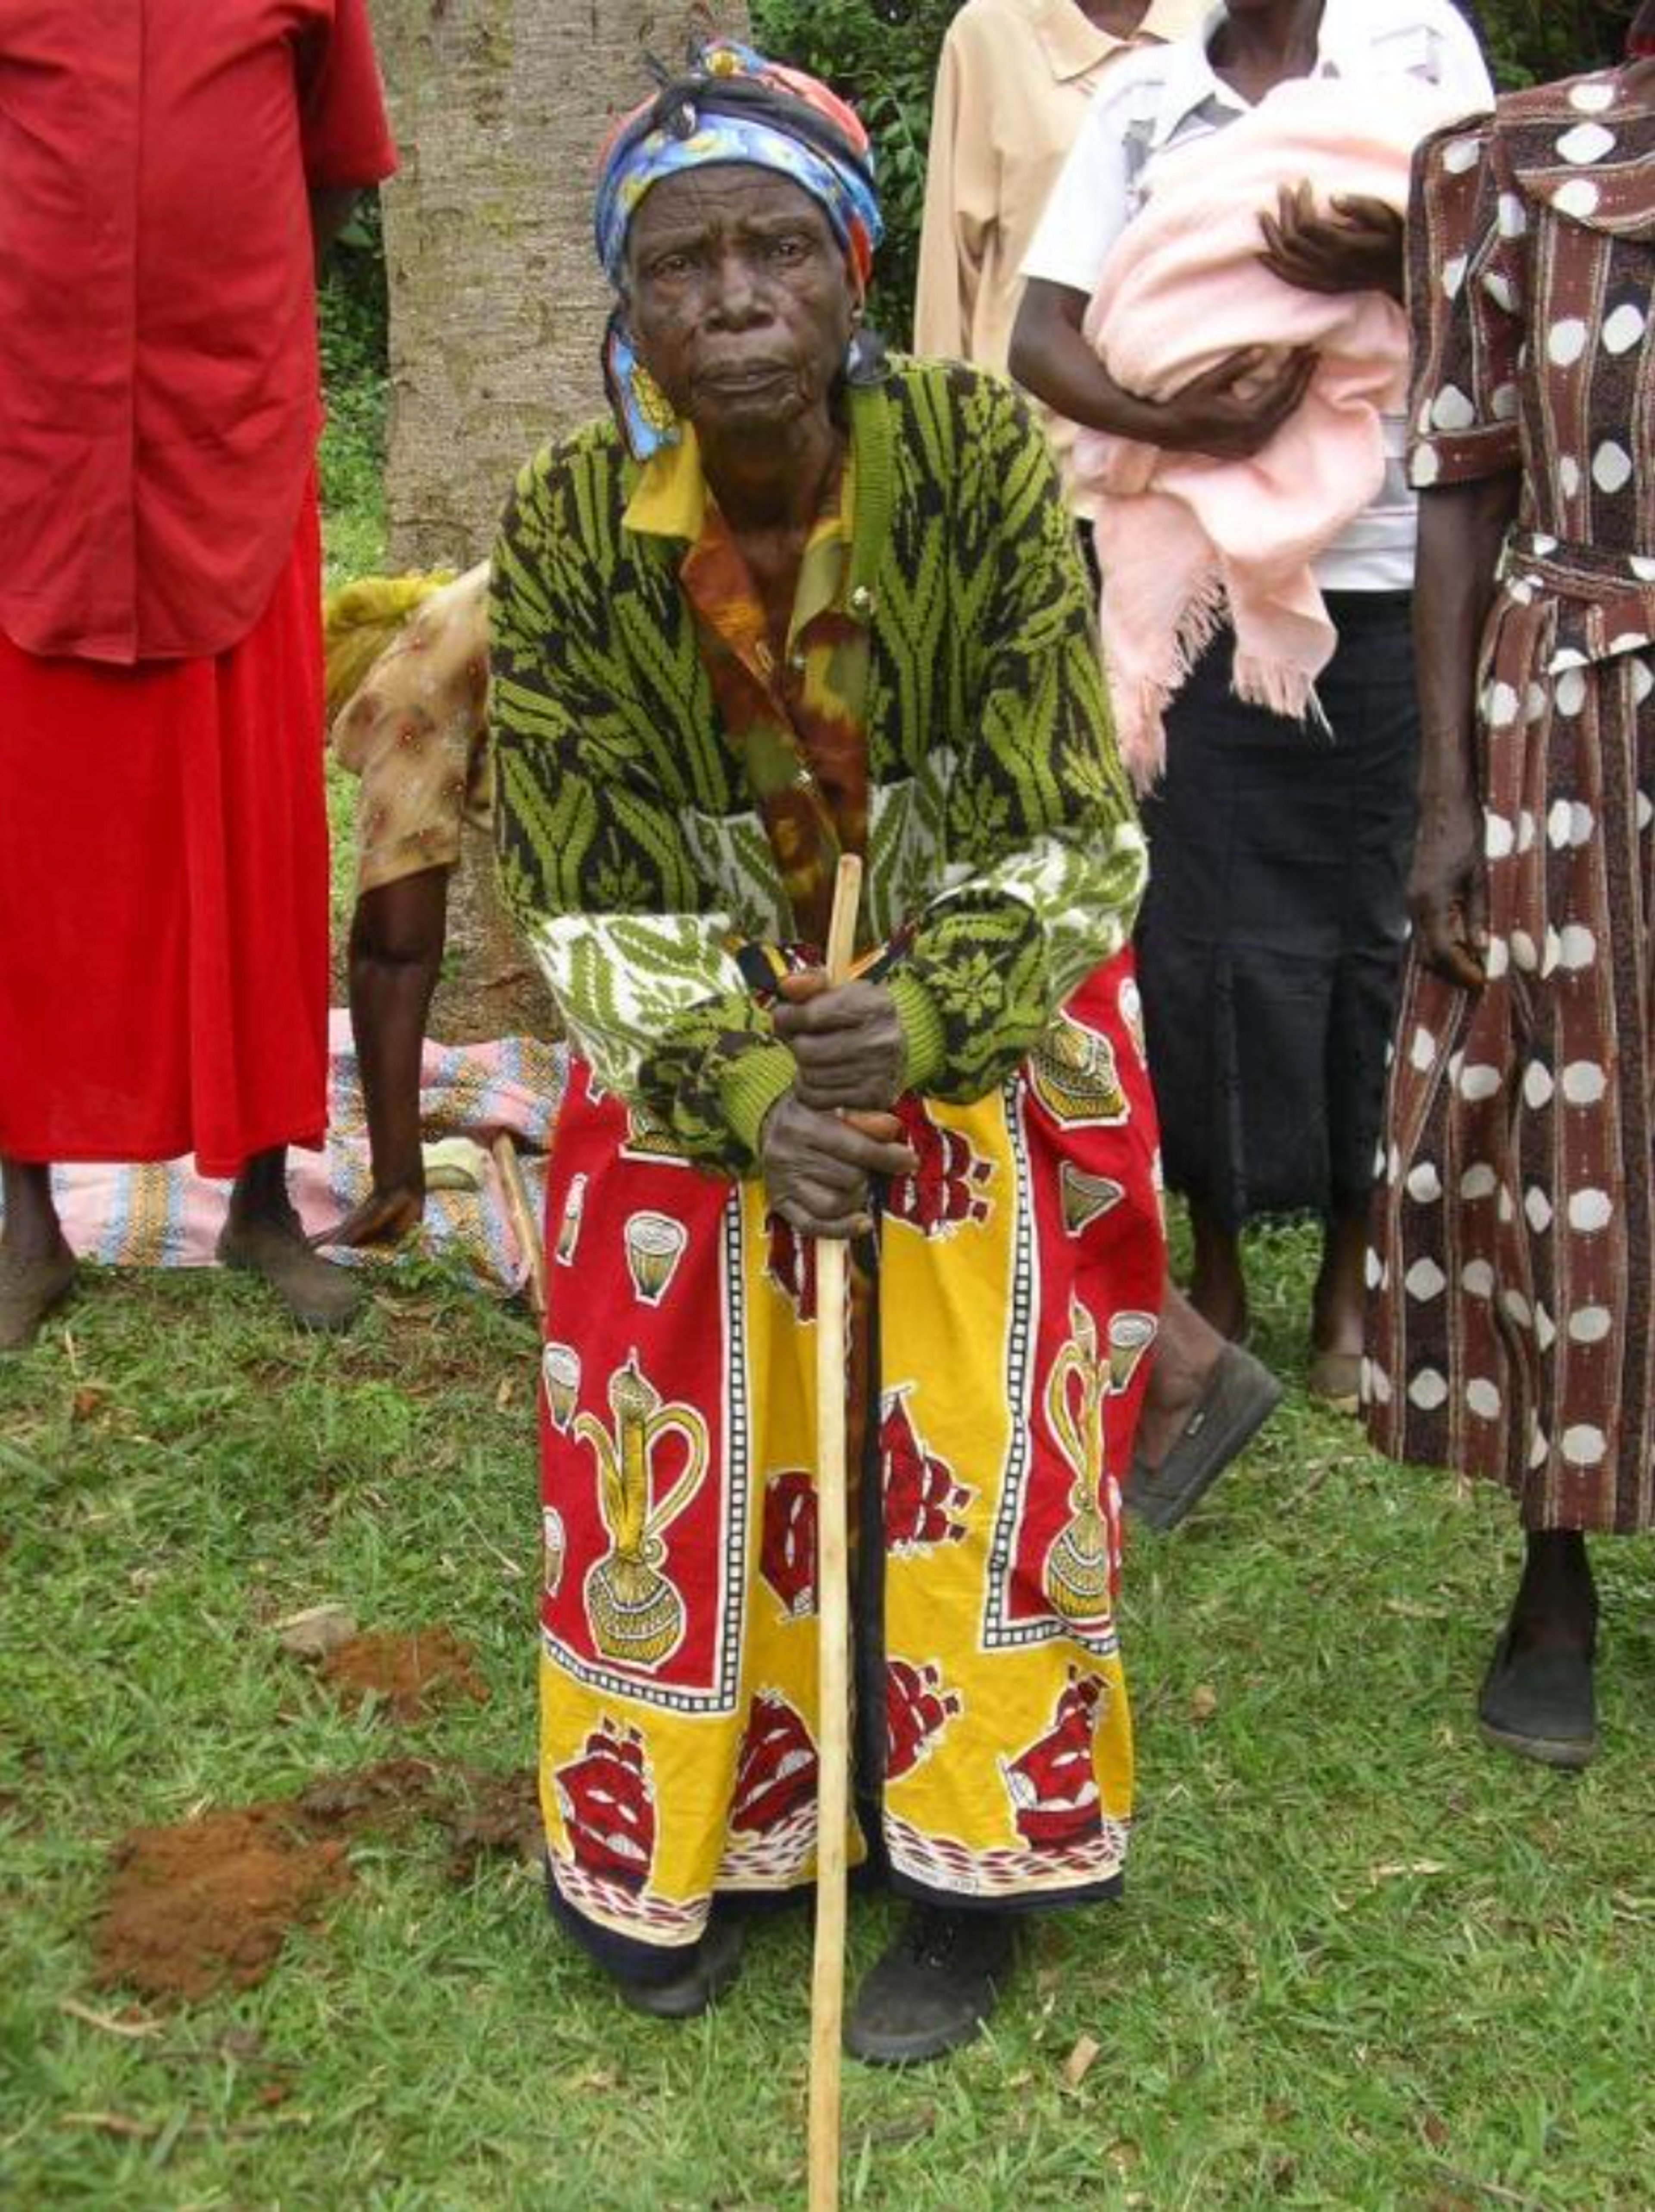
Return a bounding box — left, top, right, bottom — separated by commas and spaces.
624, 168, 858, 444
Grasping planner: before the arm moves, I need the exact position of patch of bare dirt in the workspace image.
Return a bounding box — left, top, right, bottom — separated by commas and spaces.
443, 1767, 541, 1881
91, 1755, 537, 2003
93, 1805, 350, 2004
317, 1627, 487, 1720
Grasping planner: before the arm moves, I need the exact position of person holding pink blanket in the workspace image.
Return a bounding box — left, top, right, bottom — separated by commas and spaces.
1012, 0, 1491, 1401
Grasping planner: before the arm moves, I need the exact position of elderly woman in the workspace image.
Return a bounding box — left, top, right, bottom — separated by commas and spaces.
1368, 9, 1655, 1768
491, 44, 1160, 2060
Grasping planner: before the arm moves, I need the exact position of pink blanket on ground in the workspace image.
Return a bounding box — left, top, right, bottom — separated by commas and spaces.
1073, 78, 1466, 789
13, 1014, 566, 1298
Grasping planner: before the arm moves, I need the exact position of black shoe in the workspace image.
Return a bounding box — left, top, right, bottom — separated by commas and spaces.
616, 1914, 745, 2019
1477, 1631, 1597, 1770
843, 1906, 1016, 2065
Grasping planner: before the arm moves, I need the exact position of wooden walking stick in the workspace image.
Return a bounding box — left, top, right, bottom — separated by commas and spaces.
808, 851, 863, 2212
492, 1133, 549, 1322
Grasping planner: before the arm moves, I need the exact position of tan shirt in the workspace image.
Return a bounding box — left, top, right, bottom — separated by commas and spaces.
915, 0, 1207, 488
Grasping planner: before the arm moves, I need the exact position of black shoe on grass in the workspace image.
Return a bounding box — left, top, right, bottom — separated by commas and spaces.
1478, 1631, 1597, 1771
844, 1906, 1016, 2065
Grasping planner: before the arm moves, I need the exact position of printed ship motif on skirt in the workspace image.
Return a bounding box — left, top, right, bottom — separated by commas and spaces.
575, 1352, 710, 1669
883, 1098, 995, 1238
886, 1658, 963, 1781
1001, 1669, 1108, 1853
554, 1717, 657, 1895
760, 1468, 818, 1620
731, 1690, 819, 1836
1043, 1299, 1157, 1624
881, 1389, 972, 1554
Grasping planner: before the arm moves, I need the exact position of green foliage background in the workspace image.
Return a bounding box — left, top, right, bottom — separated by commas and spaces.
750, 0, 1640, 347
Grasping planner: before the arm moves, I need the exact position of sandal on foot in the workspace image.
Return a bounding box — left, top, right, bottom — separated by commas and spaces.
0, 1248, 78, 1352
1477, 1632, 1597, 1770
1124, 1343, 1283, 1533
843, 1906, 1016, 2066
217, 1211, 364, 1333
1306, 1348, 1363, 1414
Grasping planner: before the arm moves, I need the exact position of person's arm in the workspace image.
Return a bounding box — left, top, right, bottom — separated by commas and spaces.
1400, 105, 1521, 986
1408, 476, 1518, 986
1010, 277, 1316, 456
1011, 76, 1315, 458
913, 27, 986, 360
310, 185, 360, 278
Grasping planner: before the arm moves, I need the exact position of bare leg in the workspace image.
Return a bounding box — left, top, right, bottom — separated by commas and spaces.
1, 1158, 68, 1261
0, 1158, 77, 1350
1187, 1200, 1248, 1342
1508, 1530, 1597, 1660
1134, 1283, 1228, 1470
1312, 1204, 1368, 1357
315, 870, 448, 1248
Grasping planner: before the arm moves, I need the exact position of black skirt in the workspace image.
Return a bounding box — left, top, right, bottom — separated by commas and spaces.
1136, 593, 1418, 1228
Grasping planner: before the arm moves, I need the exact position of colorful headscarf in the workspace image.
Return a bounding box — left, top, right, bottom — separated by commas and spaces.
595, 41, 884, 460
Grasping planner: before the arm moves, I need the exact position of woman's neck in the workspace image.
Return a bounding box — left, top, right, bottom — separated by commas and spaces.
1209, 0, 1326, 103
1074, 0, 1151, 35
698, 407, 844, 540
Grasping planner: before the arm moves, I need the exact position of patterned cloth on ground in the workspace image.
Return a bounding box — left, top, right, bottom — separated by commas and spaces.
1367, 76, 1655, 1534
11, 1013, 565, 1301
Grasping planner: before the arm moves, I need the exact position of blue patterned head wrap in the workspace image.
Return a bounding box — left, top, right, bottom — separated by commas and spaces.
594, 40, 884, 459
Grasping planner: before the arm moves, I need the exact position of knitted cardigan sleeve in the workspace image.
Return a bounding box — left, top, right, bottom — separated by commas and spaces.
490, 431, 793, 1173
885, 370, 1147, 1104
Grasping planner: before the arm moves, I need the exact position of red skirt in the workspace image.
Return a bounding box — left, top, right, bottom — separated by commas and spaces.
0, 491, 328, 1178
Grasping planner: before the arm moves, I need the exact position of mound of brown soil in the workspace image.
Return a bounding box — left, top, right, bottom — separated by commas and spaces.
93, 1806, 350, 2004
317, 1627, 487, 1720
91, 1752, 533, 2004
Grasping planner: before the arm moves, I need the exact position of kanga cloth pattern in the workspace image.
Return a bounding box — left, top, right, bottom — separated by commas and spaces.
9, 1013, 565, 1302
536, 951, 1163, 1943
1366, 74, 1655, 1534
490, 358, 1149, 1175
0, 485, 329, 1180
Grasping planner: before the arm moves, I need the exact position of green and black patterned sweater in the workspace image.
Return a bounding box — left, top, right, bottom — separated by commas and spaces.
490, 357, 1146, 1173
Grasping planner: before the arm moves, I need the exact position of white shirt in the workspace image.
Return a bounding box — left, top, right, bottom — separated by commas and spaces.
1022, 0, 1495, 589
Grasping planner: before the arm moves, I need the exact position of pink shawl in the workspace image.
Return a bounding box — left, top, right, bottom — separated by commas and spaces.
1072, 78, 1468, 788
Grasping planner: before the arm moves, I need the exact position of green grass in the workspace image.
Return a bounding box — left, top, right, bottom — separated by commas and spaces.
4, 1221, 1654, 2211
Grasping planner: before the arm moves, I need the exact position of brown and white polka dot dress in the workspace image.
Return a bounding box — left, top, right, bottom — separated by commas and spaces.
1367, 70, 1655, 1533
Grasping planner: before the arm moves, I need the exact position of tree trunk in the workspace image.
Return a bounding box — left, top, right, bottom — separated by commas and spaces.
367, 0, 748, 1041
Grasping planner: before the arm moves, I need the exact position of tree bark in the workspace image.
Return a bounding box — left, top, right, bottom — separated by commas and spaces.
366, 0, 748, 1040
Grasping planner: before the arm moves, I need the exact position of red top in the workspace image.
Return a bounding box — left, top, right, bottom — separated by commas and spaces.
0, 0, 397, 665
